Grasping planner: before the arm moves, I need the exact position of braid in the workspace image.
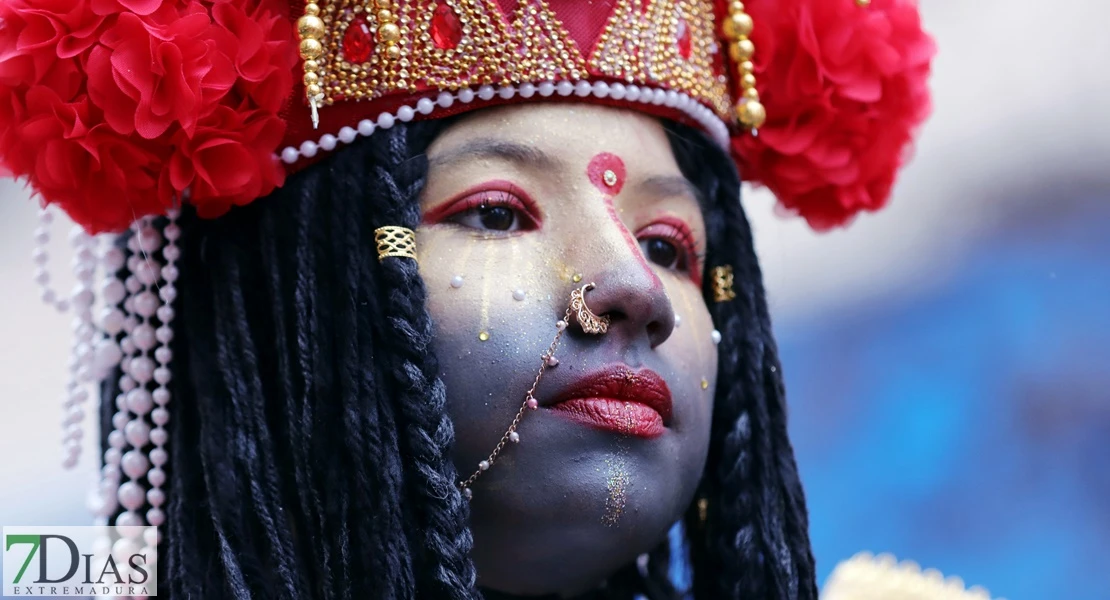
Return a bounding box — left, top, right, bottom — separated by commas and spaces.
94, 120, 474, 599
312, 138, 416, 599
359, 124, 481, 599
665, 124, 818, 600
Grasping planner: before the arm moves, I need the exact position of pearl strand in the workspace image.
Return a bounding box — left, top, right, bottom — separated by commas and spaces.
86, 244, 128, 521
32, 207, 70, 313
92, 244, 126, 382
60, 227, 99, 467
144, 209, 179, 542
115, 219, 163, 530
278, 79, 731, 164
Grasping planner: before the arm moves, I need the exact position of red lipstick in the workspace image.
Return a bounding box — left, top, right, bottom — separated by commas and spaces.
547, 367, 672, 438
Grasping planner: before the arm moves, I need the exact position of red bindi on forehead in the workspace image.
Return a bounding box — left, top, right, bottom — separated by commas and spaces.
587, 152, 626, 195
585, 151, 663, 292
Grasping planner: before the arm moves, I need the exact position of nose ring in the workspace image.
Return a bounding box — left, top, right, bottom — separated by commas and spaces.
570, 282, 610, 335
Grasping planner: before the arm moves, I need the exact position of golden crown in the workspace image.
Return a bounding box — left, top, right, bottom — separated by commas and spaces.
287, 0, 761, 144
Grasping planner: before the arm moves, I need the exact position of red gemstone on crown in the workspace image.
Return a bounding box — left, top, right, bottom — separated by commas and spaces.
431, 3, 463, 50
677, 17, 692, 60
342, 16, 373, 63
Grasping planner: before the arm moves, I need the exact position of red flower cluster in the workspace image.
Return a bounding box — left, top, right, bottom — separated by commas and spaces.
732, 0, 936, 230
0, 0, 295, 233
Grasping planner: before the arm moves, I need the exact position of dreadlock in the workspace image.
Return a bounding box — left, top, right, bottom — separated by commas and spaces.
100, 117, 816, 600
667, 125, 819, 600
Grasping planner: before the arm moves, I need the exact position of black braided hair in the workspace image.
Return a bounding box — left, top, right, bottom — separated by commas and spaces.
667, 124, 819, 600
98, 117, 815, 600
360, 123, 480, 599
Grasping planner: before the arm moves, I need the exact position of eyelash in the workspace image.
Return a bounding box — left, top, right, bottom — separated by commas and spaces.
636, 220, 704, 283
424, 186, 541, 230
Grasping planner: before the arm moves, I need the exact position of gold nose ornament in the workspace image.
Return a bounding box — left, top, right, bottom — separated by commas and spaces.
570, 282, 610, 335
457, 282, 609, 500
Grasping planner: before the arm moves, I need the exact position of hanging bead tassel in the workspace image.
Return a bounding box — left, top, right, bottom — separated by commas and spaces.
374, 0, 402, 60
63, 225, 99, 467
34, 207, 79, 467
87, 242, 128, 522
144, 209, 179, 545
128, 210, 181, 575
722, 1, 766, 132
91, 243, 126, 383
297, 1, 326, 129
32, 207, 71, 313
115, 218, 163, 530
31, 205, 111, 469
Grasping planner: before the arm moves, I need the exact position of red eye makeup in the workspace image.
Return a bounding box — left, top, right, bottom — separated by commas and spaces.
636, 216, 704, 286
422, 180, 542, 231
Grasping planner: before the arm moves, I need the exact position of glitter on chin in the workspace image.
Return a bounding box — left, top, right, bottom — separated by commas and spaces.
602, 404, 637, 527
603, 449, 630, 527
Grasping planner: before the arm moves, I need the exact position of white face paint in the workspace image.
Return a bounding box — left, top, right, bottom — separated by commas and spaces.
417, 103, 717, 596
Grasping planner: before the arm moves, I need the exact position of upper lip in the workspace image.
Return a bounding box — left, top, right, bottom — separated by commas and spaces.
545, 365, 673, 424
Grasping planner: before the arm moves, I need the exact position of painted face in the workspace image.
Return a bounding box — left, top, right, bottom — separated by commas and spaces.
418, 104, 717, 596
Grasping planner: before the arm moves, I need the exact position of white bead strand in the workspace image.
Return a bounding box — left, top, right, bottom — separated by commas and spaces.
89, 239, 141, 521
60, 226, 99, 468
32, 207, 72, 313
87, 239, 134, 519
278, 81, 731, 165
114, 218, 163, 529
145, 209, 178, 533
91, 242, 125, 383
129, 210, 180, 567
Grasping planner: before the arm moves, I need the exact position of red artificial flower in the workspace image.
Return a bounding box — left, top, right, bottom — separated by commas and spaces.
7, 0, 107, 58
210, 0, 297, 114
0, 0, 296, 233
733, 0, 936, 230
86, 4, 236, 139
15, 86, 168, 232
0, 0, 101, 90
90, 0, 165, 17
167, 105, 285, 218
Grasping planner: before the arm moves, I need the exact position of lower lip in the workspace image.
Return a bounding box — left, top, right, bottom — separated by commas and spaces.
550, 398, 665, 438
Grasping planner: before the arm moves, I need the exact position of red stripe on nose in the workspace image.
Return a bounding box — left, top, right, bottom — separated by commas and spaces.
587, 152, 662, 292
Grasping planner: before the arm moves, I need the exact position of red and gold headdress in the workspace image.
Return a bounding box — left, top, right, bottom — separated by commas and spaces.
0, 0, 934, 233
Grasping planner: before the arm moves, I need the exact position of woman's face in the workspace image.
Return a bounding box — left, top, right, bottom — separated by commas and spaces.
418, 104, 717, 596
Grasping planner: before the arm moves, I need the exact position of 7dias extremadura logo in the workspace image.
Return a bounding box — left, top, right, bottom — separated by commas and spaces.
3, 526, 158, 597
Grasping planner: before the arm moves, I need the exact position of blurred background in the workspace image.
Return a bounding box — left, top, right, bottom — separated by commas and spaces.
1, 0, 1107, 598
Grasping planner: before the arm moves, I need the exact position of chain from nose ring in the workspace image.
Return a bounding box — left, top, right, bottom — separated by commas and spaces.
458, 283, 608, 499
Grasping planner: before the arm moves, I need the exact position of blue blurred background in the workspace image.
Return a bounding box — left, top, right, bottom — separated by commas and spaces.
1, 0, 1107, 598
783, 192, 1110, 599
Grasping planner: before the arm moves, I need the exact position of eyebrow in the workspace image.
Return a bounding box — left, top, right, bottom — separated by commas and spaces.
427, 138, 563, 172
635, 174, 705, 206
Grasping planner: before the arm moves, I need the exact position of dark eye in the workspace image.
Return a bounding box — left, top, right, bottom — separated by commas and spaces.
636, 220, 701, 277
438, 189, 539, 232
477, 205, 515, 231
450, 202, 528, 232
641, 238, 679, 269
